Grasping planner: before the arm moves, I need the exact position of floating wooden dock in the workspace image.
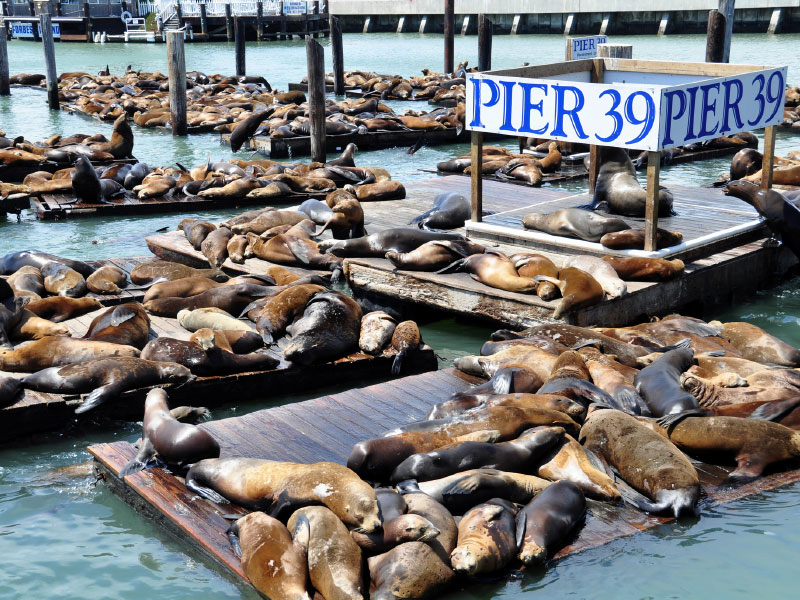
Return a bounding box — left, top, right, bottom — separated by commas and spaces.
88, 367, 800, 594
0, 305, 436, 444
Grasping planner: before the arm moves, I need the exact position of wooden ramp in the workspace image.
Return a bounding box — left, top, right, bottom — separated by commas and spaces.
0, 306, 436, 444
89, 368, 800, 593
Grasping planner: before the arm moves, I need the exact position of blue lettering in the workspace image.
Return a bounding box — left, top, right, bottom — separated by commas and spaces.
499, 80, 517, 132
518, 82, 548, 135
551, 85, 588, 139
596, 89, 623, 143
748, 74, 766, 126
468, 77, 500, 128
661, 89, 687, 147
698, 83, 720, 138
683, 86, 699, 142
720, 79, 744, 134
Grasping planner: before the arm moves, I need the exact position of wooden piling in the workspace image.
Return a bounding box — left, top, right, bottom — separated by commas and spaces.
470, 131, 483, 222
478, 15, 492, 72
225, 3, 233, 42
39, 6, 59, 110
256, 1, 263, 41
597, 44, 632, 59
705, 9, 726, 63
83, 1, 91, 42
329, 15, 344, 96
305, 36, 326, 163
444, 0, 454, 74
762, 125, 776, 190
199, 3, 208, 36
0, 24, 9, 96
644, 151, 661, 251
235, 17, 246, 77
166, 30, 187, 136
719, 0, 735, 63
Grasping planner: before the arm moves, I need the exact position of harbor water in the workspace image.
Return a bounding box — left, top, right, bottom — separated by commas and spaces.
1, 32, 799, 599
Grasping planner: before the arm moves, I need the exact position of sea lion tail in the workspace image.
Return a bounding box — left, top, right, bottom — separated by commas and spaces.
74, 383, 120, 414
186, 477, 231, 505
391, 349, 407, 376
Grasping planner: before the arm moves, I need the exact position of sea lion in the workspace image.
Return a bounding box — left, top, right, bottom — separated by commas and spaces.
0, 297, 28, 349
142, 276, 220, 302
558, 255, 626, 298
368, 542, 454, 600
679, 373, 800, 409
91, 114, 134, 159
409, 193, 470, 230
391, 320, 422, 375
185, 458, 382, 532
0, 336, 140, 372
20, 297, 100, 325
454, 345, 558, 382
7, 266, 44, 301
320, 228, 465, 258
247, 232, 343, 275
588, 146, 674, 217
71, 156, 103, 203
129, 261, 228, 285
438, 251, 538, 293
316, 193, 366, 240
297, 198, 334, 225
230, 109, 271, 152
0, 377, 22, 408
634, 347, 699, 418
725, 180, 800, 259
178, 307, 255, 332
230, 210, 307, 236
119, 388, 220, 477
450, 499, 518, 576
83, 303, 150, 349
21, 357, 194, 414
386, 239, 485, 272
359, 311, 397, 355
480, 335, 569, 357
583, 352, 650, 416
510, 253, 559, 300
714, 321, 800, 367
200, 227, 233, 269
228, 512, 311, 600
639, 416, 800, 483
522, 208, 630, 242
516, 480, 585, 565
85, 265, 128, 294
141, 337, 278, 376
579, 408, 700, 517
283, 292, 362, 365
251, 284, 325, 344
600, 228, 683, 250
40, 262, 87, 297
729, 147, 763, 180
354, 180, 406, 202
535, 267, 605, 319
287, 506, 365, 600
11, 309, 69, 340
144, 283, 273, 318
427, 392, 585, 422
401, 490, 459, 562
181, 220, 217, 251
534, 432, 620, 500
0, 250, 94, 278
390, 426, 563, 483
226, 235, 249, 263
350, 513, 440, 555
188, 328, 262, 353
602, 256, 685, 281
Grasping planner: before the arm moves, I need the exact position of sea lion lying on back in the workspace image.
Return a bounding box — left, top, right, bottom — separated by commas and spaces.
522, 208, 630, 242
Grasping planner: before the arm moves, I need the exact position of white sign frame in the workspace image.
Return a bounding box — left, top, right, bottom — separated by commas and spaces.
10, 22, 61, 39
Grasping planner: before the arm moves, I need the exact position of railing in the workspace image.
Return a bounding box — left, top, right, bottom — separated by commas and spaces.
138, 0, 157, 15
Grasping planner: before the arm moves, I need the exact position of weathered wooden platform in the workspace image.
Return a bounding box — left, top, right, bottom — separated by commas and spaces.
89, 367, 800, 594
0, 305, 436, 444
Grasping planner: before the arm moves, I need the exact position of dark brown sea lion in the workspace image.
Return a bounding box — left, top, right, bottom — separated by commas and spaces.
516, 479, 585, 565
287, 506, 365, 600
600, 227, 683, 250
180, 220, 217, 250
7, 266, 44, 301
185, 458, 382, 531
283, 291, 362, 365
359, 311, 397, 355
386, 239, 485, 272
320, 228, 465, 258
351, 513, 440, 555
24, 296, 102, 322
450, 499, 518, 576
71, 156, 102, 203
522, 208, 630, 242
579, 408, 700, 517
368, 542, 454, 600
143, 283, 273, 318
0, 377, 22, 408
91, 114, 134, 159
230, 109, 271, 153
251, 284, 325, 344
40, 262, 87, 297
536, 267, 604, 319
83, 303, 151, 349
140, 337, 278, 376
119, 388, 220, 477
86, 265, 127, 294
129, 261, 228, 285
0, 251, 94, 278
409, 192, 470, 230
714, 321, 800, 367
729, 147, 763, 180
0, 336, 140, 372
634, 347, 699, 419
438, 252, 538, 293
20, 357, 194, 414
602, 256, 685, 281
200, 227, 232, 269
227, 512, 310, 600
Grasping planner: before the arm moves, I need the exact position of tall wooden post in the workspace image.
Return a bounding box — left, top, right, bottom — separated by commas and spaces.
597, 44, 632, 59
235, 17, 246, 76
761, 125, 776, 190
83, 1, 91, 42
306, 36, 326, 163
588, 58, 605, 193
38, 4, 58, 109
0, 24, 9, 96
644, 152, 661, 252
470, 131, 483, 222
256, 1, 263, 41
199, 3, 207, 35
477, 14, 492, 72
167, 30, 187, 136
705, 10, 726, 63
225, 3, 233, 41
329, 15, 344, 95
719, 0, 735, 63
444, 0, 454, 74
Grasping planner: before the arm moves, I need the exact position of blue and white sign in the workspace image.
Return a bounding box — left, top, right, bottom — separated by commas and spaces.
467, 65, 787, 151
10, 22, 61, 39
569, 35, 607, 60
283, 0, 307, 15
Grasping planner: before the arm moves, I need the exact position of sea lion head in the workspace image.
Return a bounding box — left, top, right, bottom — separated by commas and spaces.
155, 361, 196, 384
724, 179, 762, 210
386, 514, 440, 544
338, 477, 382, 533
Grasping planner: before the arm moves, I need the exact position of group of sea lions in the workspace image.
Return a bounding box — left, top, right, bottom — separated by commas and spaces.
437, 143, 562, 186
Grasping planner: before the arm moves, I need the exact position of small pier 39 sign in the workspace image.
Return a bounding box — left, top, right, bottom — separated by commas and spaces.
466, 66, 787, 151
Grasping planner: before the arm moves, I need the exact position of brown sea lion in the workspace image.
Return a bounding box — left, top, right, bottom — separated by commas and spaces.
402, 490, 458, 562
188, 327, 233, 352
350, 513, 440, 555
185, 458, 382, 531
316, 193, 366, 240
129, 261, 228, 285
182, 220, 217, 250
359, 311, 397, 355
251, 284, 325, 344
247, 232, 343, 275
230, 210, 307, 235
534, 433, 620, 500
386, 239, 485, 272
41, 262, 87, 297
391, 320, 422, 375
510, 253, 559, 300
23, 296, 101, 323
228, 512, 311, 600
7, 266, 44, 301
86, 265, 127, 294
729, 147, 763, 180
516, 480, 585, 565
200, 227, 233, 269
680, 373, 800, 409
579, 408, 700, 517
713, 321, 800, 367
368, 542, 454, 600
450, 499, 518, 576
546, 350, 591, 382
287, 506, 364, 600
583, 352, 650, 416
354, 180, 406, 202
455, 344, 558, 382
11, 310, 70, 340
600, 228, 683, 250
140, 336, 278, 375
522, 208, 630, 242
0, 336, 139, 372
602, 256, 685, 281
119, 388, 220, 477
143, 283, 272, 318
480, 335, 569, 357
439, 252, 538, 293
83, 303, 150, 349
142, 276, 220, 302
20, 357, 194, 414
535, 267, 604, 319
226, 234, 249, 263
283, 291, 362, 365
91, 114, 134, 159
426, 392, 585, 422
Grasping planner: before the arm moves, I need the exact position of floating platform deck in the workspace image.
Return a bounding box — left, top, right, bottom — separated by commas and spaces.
88, 367, 800, 595
0, 305, 436, 444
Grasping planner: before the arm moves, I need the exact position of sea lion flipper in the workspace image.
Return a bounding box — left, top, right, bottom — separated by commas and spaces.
515, 510, 527, 549
226, 524, 243, 557
268, 489, 294, 521
656, 409, 708, 432
749, 397, 800, 422
435, 257, 466, 275
391, 349, 407, 376
583, 448, 613, 478
74, 383, 123, 414
186, 478, 231, 505
489, 369, 514, 395
612, 472, 659, 512
118, 438, 156, 478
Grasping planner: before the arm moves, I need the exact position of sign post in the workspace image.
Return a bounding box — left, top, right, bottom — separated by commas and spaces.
565, 35, 607, 60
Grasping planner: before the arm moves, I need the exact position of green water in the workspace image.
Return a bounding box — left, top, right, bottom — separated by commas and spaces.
1, 33, 800, 599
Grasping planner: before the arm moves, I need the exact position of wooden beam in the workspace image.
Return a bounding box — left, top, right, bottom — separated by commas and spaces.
234, 17, 246, 77
443, 0, 454, 74
305, 36, 326, 163
329, 15, 344, 96
470, 131, 483, 222
477, 15, 492, 72
0, 24, 9, 96
597, 44, 632, 59
644, 151, 661, 252
38, 5, 58, 110
166, 31, 187, 136
705, 9, 726, 63
588, 59, 605, 194
762, 125, 776, 190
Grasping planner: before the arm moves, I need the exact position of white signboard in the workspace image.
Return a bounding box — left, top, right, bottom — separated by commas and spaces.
283, 0, 307, 15
466, 66, 787, 151
568, 35, 607, 60
11, 22, 61, 39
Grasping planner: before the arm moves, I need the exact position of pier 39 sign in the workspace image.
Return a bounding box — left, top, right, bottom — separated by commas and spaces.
467, 66, 787, 151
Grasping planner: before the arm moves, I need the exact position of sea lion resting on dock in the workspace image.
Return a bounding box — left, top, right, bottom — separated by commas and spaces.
0, 336, 140, 372
386, 239, 486, 272
359, 311, 397, 355
141, 337, 278, 376
409, 192, 471, 230
450, 499, 519, 576
601, 256, 685, 282
24, 296, 102, 322
7, 266, 44, 301
129, 261, 228, 285
40, 262, 87, 298
85, 265, 127, 294
320, 228, 466, 258
0, 250, 94, 278
438, 251, 539, 294
522, 208, 630, 242
178, 307, 255, 332
83, 303, 151, 349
